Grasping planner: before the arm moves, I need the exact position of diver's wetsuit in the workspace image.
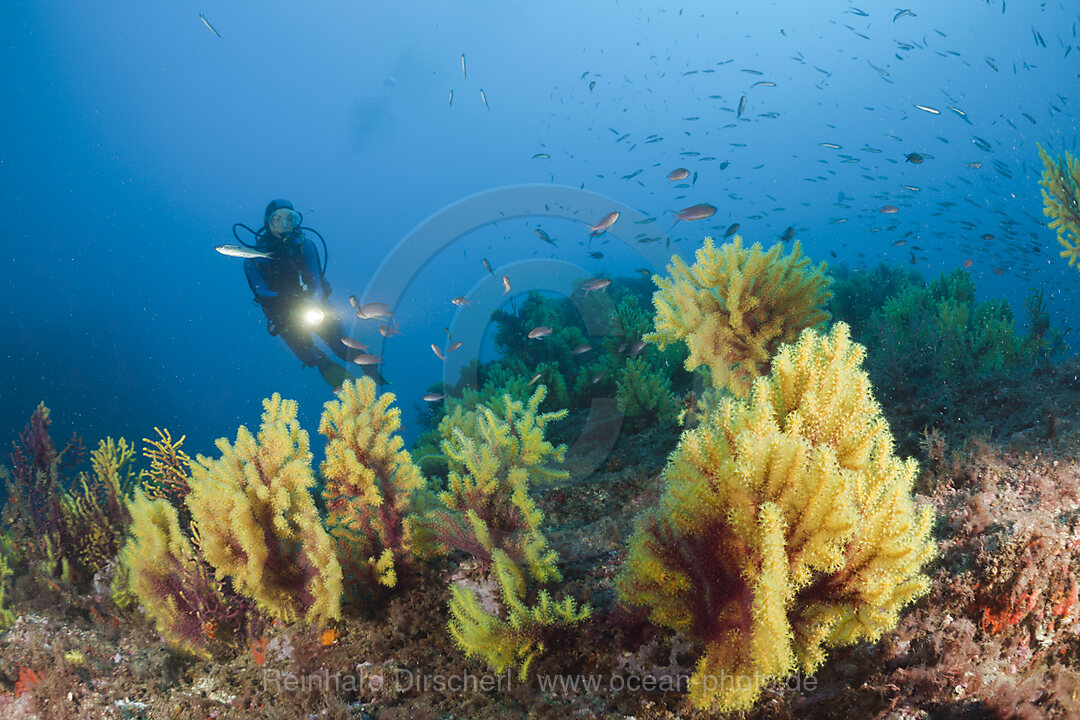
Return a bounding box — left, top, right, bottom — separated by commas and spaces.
243, 232, 350, 369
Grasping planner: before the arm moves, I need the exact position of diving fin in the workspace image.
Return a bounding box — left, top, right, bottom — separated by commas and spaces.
318, 361, 351, 391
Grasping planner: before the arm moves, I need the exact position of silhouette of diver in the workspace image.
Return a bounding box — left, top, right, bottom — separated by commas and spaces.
234, 199, 383, 389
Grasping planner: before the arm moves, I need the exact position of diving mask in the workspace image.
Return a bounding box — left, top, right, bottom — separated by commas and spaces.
268, 208, 302, 237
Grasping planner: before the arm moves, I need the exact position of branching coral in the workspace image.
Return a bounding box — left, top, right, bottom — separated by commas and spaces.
319, 377, 425, 593
618, 323, 935, 712
138, 428, 192, 506
4, 402, 85, 573
0, 532, 16, 629
869, 269, 1023, 384
616, 357, 677, 429
4, 405, 138, 587
187, 394, 342, 625
646, 236, 831, 396
120, 490, 252, 658
421, 387, 589, 680
60, 437, 137, 579
1037, 144, 1080, 271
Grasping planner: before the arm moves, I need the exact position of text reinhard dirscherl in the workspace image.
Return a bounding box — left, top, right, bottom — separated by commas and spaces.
262, 667, 817, 696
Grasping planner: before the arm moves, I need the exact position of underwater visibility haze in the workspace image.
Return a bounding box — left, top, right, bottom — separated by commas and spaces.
2, 0, 1080, 717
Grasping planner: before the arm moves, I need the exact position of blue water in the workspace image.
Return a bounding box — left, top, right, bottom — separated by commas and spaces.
3, 0, 1077, 458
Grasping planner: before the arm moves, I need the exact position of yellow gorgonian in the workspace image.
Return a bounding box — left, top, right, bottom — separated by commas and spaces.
646, 236, 831, 396
1038, 144, 1080, 271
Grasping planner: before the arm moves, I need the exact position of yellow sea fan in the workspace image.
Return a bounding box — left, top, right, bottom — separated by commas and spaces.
618, 323, 935, 713
646, 236, 831, 396
187, 393, 342, 625
1038, 144, 1080, 271
319, 377, 424, 590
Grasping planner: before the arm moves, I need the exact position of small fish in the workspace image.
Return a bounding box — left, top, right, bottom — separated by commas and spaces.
893, 8, 915, 21
752, 81, 776, 88
431, 344, 446, 361
737, 95, 747, 118
199, 13, 221, 38
214, 244, 271, 259
622, 168, 644, 180
502, 275, 511, 294
448, 341, 463, 353
423, 393, 445, 402
448, 90, 453, 107
820, 143, 842, 149
443, 327, 453, 339
880, 205, 900, 214
675, 203, 717, 222
588, 211, 620, 235
892, 240, 908, 246
481, 258, 494, 274
356, 302, 394, 320
532, 152, 551, 159
351, 354, 383, 366
905, 152, 924, 164
668, 168, 690, 181
479, 89, 489, 110
528, 372, 543, 386
636, 268, 652, 277
461, 54, 467, 80
628, 340, 647, 358
963, 259, 974, 268
340, 337, 369, 351
966, 161, 983, 169
571, 344, 592, 355
582, 278, 612, 296
724, 223, 740, 237
528, 326, 553, 339
591, 370, 606, 384
913, 104, 941, 114
588, 250, 605, 259
451, 296, 470, 307
780, 227, 795, 242
980, 233, 996, 241
534, 228, 557, 245
378, 322, 401, 337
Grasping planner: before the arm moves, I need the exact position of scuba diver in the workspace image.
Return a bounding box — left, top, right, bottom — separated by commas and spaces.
232, 199, 359, 389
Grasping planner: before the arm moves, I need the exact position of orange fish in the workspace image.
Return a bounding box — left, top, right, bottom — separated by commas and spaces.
963, 259, 973, 268
320, 628, 338, 646
528, 326, 553, 339
351, 354, 383, 366
589, 211, 620, 235
356, 302, 393, 320
675, 203, 717, 221
340, 337, 368, 351
581, 278, 611, 296
379, 322, 401, 337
